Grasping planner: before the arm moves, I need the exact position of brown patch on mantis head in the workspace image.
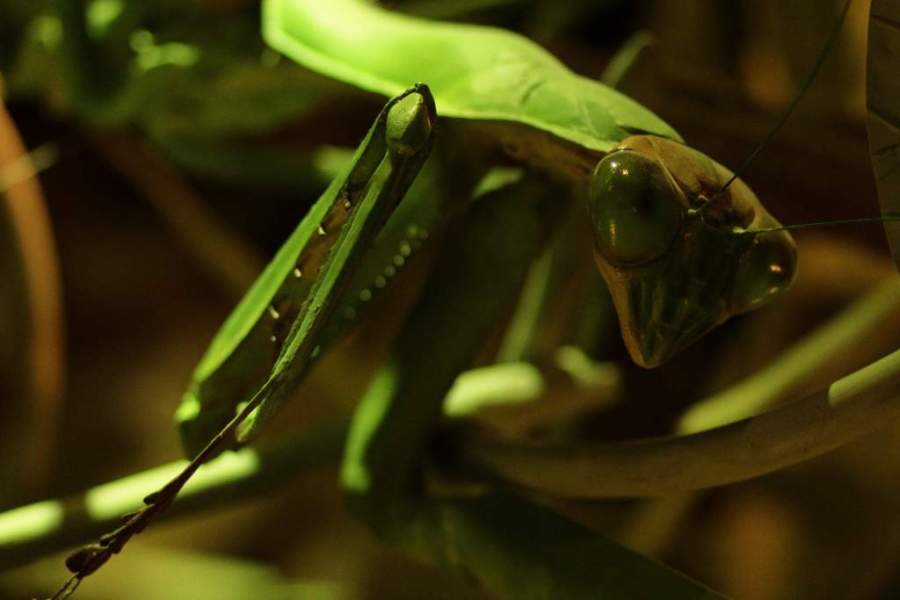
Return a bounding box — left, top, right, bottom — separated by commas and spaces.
587, 135, 797, 368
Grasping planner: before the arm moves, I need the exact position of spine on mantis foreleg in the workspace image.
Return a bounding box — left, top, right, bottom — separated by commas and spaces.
341, 171, 562, 538
176, 86, 437, 457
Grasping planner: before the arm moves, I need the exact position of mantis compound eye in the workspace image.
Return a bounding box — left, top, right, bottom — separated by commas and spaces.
589, 150, 683, 267
730, 230, 797, 314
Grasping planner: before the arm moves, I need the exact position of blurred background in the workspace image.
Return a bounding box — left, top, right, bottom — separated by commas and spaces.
1, 0, 900, 598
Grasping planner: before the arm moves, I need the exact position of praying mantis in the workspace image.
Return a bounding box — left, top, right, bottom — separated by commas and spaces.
172, 0, 799, 566
51, 0, 838, 597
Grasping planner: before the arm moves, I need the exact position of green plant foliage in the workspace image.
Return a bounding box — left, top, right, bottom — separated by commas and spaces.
2, 0, 341, 187
9, 2, 896, 599
414, 493, 724, 600
263, 0, 680, 153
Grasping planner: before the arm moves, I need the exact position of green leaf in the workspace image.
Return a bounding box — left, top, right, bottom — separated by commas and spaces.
409, 493, 724, 600
262, 0, 680, 153
867, 0, 900, 270
8, 4, 334, 142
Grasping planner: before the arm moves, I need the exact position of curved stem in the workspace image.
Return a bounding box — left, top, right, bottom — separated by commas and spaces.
0, 99, 66, 493
618, 277, 900, 555
600, 30, 654, 89
91, 133, 264, 299
450, 345, 900, 498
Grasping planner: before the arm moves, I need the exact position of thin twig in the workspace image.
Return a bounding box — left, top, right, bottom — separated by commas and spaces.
91, 133, 264, 299
600, 30, 654, 90
0, 99, 66, 492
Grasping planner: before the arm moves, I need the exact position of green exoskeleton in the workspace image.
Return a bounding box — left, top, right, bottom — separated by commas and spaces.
169, 0, 799, 571
259, 0, 797, 369
179, 0, 797, 540
55, 83, 449, 600
176, 84, 439, 455
59, 0, 808, 596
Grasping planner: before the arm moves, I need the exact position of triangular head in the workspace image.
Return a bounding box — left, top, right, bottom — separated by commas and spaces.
588, 135, 797, 368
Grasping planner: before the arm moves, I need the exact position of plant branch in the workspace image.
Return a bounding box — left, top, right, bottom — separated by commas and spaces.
447, 343, 900, 498
0, 98, 66, 493
15, 281, 900, 591
91, 133, 264, 299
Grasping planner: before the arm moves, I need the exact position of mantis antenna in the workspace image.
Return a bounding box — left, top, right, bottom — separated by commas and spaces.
710, 0, 898, 237
745, 213, 900, 234
714, 0, 854, 198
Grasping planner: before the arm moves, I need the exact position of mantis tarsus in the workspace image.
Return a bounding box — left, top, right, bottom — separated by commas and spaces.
50, 0, 877, 597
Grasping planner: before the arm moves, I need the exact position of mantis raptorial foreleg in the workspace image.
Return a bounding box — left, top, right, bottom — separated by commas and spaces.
176, 85, 439, 455
54, 85, 441, 593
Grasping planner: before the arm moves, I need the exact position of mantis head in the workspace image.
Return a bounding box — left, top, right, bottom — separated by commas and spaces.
587, 135, 797, 368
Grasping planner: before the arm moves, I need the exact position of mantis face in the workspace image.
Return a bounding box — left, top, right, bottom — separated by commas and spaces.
588, 135, 797, 368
